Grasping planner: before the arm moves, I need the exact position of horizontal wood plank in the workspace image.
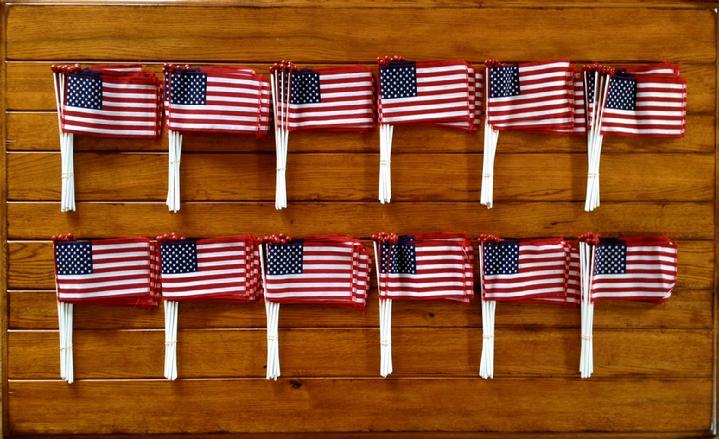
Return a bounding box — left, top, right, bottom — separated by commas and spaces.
8, 327, 712, 379
6, 152, 714, 202
6, 201, 715, 239
8, 289, 713, 330
6, 62, 714, 112
5, 6, 716, 61
6, 112, 715, 154
8, 378, 712, 433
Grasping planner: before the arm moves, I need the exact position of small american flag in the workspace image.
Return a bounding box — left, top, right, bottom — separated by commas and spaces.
160, 236, 260, 301
62, 69, 161, 138
376, 234, 474, 302
54, 238, 157, 305
486, 60, 574, 131
264, 237, 370, 306
166, 66, 270, 135
285, 66, 374, 131
591, 237, 677, 302
378, 59, 473, 126
600, 72, 686, 137
481, 238, 568, 301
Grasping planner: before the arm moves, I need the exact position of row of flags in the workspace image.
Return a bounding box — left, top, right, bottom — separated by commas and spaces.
52, 232, 676, 382
51, 59, 686, 212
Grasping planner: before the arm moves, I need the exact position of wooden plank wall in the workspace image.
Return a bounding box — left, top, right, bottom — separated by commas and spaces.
1, 1, 717, 437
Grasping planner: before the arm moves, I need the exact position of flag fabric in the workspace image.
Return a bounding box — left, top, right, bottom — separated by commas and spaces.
263, 235, 370, 307
377, 59, 474, 126
591, 236, 677, 302
165, 65, 271, 136
528, 241, 580, 306
53, 237, 159, 307
599, 71, 686, 137
480, 237, 569, 301
159, 235, 261, 302
438, 66, 483, 131
61, 67, 162, 139
284, 66, 375, 131
485, 59, 574, 131
375, 233, 475, 302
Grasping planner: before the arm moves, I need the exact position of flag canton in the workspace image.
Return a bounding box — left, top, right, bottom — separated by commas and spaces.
161, 240, 198, 274
606, 76, 637, 110
489, 65, 520, 98
595, 240, 627, 275
66, 72, 103, 110
170, 71, 208, 105
483, 241, 519, 275
585, 74, 596, 104
380, 237, 417, 274
55, 241, 93, 275
380, 61, 417, 100
267, 241, 304, 275
291, 70, 321, 105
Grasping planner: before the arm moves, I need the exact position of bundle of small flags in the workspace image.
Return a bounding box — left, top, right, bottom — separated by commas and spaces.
52, 234, 161, 383
51, 64, 163, 212
578, 234, 677, 378
372, 232, 475, 377
157, 232, 262, 380
259, 234, 371, 379
481, 59, 575, 208
377, 56, 478, 204
163, 65, 271, 212
477, 236, 573, 378
580, 63, 687, 211
270, 62, 375, 210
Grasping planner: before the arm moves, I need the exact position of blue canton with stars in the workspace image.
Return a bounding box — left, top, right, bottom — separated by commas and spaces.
594, 239, 627, 275
380, 236, 417, 274
161, 240, 199, 274
380, 61, 418, 100
483, 241, 520, 275
585, 74, 596, 105
55, 241, 93, 275
605, 75, 637, 111
489, 65, 521, 99
66, 71, 103, 110
291, 70, 321, 105
170, 71, 208, 106
267, 241, 304, 275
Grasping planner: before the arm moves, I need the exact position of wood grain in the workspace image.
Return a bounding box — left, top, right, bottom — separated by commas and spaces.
6, 152, 714, 202
6, 201, 714, 240
7, 379, 712, 434
5, 6, 716, 62
7, 112, 715, 154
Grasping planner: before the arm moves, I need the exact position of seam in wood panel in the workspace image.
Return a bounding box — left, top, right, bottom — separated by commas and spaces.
713, 5, 719, 436
1, 3, 9, 437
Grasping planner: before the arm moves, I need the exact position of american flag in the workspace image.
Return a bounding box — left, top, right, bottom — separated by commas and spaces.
376, 234, 474, 302
438, 66, 483, 130
542, 71, 586, 135
528, 241, 579, 306
166, 66, 270, 135
264, 237, 370, 306
54, 238, 157, 305
160, 237, 260, 301
62, 69, 161, 138
284, 66, 374, 131
481, 238, 568, 301
378, 59, 473, 126
600, 72, 686, 137
591, 237, 677, 302
485, 60, 574, 131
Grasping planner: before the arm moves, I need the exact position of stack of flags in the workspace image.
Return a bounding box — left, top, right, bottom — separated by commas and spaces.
157, 233, 262, 380
260, 234, 371, 379
52, 234, 161, 383
580, 63, 687, 211
477, 236, 573, 378
51, 64, 163, 212
270, 62, 375, 210
481, 59, 575, 208
578, 235, 677, 378
376, 56, 478, 203
163, 65, 271, 212
372, 232, 475, 377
